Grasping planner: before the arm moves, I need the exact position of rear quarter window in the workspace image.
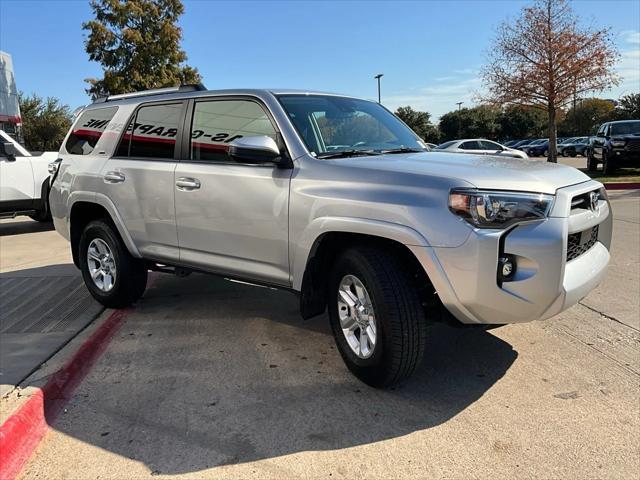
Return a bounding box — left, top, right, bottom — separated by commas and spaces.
65, 107, 118, 155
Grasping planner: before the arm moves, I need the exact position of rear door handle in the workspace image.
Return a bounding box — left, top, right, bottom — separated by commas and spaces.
103, 171, 125, 184
176, 177, 201, 191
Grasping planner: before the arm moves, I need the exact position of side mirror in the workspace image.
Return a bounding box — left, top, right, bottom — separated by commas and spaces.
3, 142, 18, 161
228, 136, 284, 165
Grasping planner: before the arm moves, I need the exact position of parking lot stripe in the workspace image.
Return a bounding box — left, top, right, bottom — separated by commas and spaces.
0, 308, 130, 480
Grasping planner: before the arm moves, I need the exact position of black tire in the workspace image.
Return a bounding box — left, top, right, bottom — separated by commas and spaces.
327, 247, 428, 388
29, 208, 51, 222
602, 150, 616, 175
542, 149, 548, 158
79, 220, 147, 308
29, 191, 52, 222
568, 149, 577, 158
587, 152, 598, 172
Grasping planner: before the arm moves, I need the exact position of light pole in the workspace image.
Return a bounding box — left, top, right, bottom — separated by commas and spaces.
374, 74, 384, 103
456, 101, 463, 111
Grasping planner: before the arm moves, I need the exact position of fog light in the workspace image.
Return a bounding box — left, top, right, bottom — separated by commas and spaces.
498, 255, 516, 282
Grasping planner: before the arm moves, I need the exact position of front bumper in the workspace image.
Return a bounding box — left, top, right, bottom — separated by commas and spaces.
410, 180, 612, 324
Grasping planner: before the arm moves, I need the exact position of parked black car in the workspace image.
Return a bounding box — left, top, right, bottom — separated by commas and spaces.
588, 120, 640, 173
524, 139, 550, 157
559, 137, 589, 157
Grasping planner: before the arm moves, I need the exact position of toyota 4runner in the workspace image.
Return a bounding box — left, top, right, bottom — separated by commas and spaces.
50, 85, 612, 387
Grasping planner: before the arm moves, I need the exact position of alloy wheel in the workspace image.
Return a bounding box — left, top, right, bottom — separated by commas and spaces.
337, 274, 377, 359
87, 238, 116, 292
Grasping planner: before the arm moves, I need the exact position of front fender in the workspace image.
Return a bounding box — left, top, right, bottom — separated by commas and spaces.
291, 216, 429, 290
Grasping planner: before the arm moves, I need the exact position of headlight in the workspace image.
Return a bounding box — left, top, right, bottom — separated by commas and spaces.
449, 189, 554, 229
611, 140, 625, 147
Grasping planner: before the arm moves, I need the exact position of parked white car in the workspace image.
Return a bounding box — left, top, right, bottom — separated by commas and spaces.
435, 139, 530, 159
0, 130, 58, 221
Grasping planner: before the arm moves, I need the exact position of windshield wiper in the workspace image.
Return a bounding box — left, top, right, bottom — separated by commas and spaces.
379, 147, 426, 154
316, 149, 381, 159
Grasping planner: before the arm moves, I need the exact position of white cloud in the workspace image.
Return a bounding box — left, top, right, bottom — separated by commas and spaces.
620, 29, 640, 44
383, 74, 482, 120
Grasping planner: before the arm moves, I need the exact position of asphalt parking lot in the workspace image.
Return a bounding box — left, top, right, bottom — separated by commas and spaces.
1, 190, 639, 479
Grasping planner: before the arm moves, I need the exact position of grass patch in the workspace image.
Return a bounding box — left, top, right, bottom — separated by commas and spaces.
579, 167, 640, 184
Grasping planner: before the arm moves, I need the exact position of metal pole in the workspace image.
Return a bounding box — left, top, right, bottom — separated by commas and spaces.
374, 74, 383, 103
456, 101, 463, 111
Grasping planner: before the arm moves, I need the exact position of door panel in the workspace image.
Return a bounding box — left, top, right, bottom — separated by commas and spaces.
175, 163, 291, 285
99, 102, 184, 262
175, 98, 291, 286
99, 158, 178, 260
0, 156, 34, 203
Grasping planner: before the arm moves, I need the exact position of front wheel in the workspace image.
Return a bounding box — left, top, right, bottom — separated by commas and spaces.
327, 247, 428, 388
79, 220, 148, 308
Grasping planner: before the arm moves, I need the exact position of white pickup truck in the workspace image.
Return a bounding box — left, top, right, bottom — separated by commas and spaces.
0, 130, 58, 221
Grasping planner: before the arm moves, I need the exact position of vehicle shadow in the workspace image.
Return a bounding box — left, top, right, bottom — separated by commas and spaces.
46, 273, 518, 475
0, 219, 53, 236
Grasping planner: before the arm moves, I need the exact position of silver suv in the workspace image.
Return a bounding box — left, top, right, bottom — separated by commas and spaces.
50, 86, 612, 387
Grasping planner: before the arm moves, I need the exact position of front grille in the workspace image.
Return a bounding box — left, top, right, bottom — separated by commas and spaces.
571, 189, 599, 211
567, 225, 599, 262
626, 139, 640, 152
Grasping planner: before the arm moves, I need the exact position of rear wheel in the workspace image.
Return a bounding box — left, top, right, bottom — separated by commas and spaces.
602, 150, 616, 175
587, 151, 598, 172
29, 188, 52, 222
327, 247, 428, 388
79, 220, 147, 308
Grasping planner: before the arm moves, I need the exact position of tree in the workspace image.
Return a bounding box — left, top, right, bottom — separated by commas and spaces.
481, 0, 619, 162
438, 105, 501, 141
83, 0, 201, 98
614, 93, 640, 120
18, 92, 72, 151
498, 105, 547, 140
394, 106, 441, 143
559, 98, 615, 136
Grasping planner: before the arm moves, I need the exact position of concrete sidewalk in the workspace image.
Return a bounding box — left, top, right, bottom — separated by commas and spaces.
13, 193, 639, 479
0, 219, 104, 397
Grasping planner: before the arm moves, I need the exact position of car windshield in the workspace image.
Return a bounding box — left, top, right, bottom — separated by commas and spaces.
277, 95, 426, 157
435, 140, 458, 149
610, 121, 640, 136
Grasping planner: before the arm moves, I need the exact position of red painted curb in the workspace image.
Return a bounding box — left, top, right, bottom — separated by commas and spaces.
0, 309, 130, 480
603, 182, 640, 190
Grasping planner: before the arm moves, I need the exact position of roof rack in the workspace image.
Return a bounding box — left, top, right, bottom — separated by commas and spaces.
93, 83, 207, 103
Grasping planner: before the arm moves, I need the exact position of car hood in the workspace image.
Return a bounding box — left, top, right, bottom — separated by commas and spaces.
336, 151, 591, 194
611, 133, 640, 141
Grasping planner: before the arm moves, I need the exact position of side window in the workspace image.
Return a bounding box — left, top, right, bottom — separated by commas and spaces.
127, 103, 182, 159
190, 99, 277, 162
480, 140, 501, 150
65, 107, 118, 155
597, 125, 606, 136
460, 141, 479, 150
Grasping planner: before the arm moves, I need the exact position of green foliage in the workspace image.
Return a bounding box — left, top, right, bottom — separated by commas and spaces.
83, 0, 201, 98
559, 98, 615, 136
497, 105, 547, 140
614, 93, 640, 120
438, 105, 501, 141
394, 106, 441, 143
18, 92, 72, 151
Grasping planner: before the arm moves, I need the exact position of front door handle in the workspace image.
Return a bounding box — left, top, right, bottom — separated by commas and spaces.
176, 177, 201, 191
104, 171, 125, 184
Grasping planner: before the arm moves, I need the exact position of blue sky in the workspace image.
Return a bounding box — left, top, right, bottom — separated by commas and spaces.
1, 0, 638, 119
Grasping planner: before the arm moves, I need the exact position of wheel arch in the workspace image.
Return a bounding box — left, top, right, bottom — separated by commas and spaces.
69, 195, 141, 267
295, 218, 435, 319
